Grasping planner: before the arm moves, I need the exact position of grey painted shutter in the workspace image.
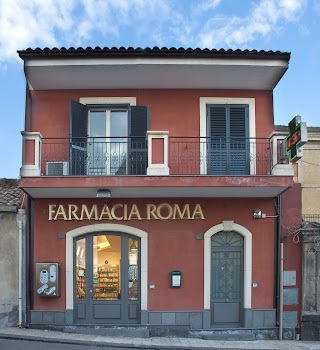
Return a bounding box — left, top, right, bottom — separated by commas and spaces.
207, 105, 248, 175
70, 100, 88, 175
207, 106, 227, 175
229, 106, 249, 175
129, 106, 149, 175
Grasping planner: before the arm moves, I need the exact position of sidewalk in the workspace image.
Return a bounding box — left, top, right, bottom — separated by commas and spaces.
0, 327, 320, 350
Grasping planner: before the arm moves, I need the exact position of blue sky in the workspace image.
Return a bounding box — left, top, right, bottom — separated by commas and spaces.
0, 0, 319, 178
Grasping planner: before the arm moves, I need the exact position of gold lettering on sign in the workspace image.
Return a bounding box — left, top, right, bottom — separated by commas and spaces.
99, 205, 113, 220
48, 203, 205, 221
128, 205, 141, 220
147, 204, 157, 220
192, 204, 205, 220
111, 204, 123, 220
80, 204, 98, 220
173, 204, 191, 219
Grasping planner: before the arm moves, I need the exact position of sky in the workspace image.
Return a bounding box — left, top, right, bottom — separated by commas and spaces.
0, 0, 319, 179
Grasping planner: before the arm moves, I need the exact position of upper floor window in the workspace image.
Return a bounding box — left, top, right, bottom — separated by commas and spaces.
70, 101, 149, 176
206, 104, 249, 175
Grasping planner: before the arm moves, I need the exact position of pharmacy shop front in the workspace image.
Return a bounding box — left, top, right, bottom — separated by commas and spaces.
31, 198, 277, 330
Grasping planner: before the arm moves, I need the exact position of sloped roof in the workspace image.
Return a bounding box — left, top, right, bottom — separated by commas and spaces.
17, 46, 291, 61
0, 179, 21, 207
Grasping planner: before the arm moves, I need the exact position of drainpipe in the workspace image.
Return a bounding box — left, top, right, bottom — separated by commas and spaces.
18, 218, 23, 325
279, 242, 284, 340
18, 209, 26, 326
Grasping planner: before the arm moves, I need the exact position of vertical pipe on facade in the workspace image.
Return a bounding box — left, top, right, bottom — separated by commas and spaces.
279, 242, 284, 340
18, 209, 26, 326
18, 218, 23, 325
277, 195, 283, 340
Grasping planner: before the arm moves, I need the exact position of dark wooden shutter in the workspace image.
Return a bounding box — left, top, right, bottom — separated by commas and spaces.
70, 100, 88, 175
129, 106, 149, 175
207, 105, 248, 175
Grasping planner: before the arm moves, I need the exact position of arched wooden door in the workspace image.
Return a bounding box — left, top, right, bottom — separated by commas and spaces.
211, 231, 244, 327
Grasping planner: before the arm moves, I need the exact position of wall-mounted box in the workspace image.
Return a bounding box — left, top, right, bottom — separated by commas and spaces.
35, 262, 60, 297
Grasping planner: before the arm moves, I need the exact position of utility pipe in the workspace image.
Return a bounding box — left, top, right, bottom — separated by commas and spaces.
18, 219, 23, 326
279, 242, 284, 340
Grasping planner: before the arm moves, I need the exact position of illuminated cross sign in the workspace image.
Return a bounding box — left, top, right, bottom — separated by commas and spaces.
285, 116, 307, 163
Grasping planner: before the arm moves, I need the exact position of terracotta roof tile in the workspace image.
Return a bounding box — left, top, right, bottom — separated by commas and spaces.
0, 179, 21, 207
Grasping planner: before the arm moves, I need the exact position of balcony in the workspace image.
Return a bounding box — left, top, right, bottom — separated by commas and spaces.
19, 131, 294, 199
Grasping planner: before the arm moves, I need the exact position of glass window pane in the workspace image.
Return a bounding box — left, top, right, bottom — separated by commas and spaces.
89, 111, 107, 175
128, 238, 139, 300
76, 238, 86, 300
93, 235, 121, 300
110, 111, 128, 175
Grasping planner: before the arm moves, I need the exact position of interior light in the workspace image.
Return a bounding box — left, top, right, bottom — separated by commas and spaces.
130, 241, 138, 251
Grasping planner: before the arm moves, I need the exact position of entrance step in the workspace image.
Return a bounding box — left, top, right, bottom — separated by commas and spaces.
190, 328, 279, 341
201, 333, 255, 341
63, 325, 150, 338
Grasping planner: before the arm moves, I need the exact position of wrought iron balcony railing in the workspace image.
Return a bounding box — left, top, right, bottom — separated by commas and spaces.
169, 137, 275, 175
21, 133, 288, 177
42, 137, 148, 176
34, 137, 280, 176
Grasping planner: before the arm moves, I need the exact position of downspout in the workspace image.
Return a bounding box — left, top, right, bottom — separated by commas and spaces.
18, 208, 26, 326
277, 195, 283, 340
18, 218, 22, 325
279, 241, 284, 340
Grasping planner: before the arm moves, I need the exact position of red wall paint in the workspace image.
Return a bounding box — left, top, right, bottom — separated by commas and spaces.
32, 197, 276, 311
29, 89, 274, 138
24, 89, 274, 172
281, 183, 302, 326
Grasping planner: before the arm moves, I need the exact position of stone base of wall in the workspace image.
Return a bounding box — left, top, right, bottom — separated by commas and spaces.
30, 308, 276, 329
0, 305, 18, 327
29, 309, 296, 340
301, 314, 320, 340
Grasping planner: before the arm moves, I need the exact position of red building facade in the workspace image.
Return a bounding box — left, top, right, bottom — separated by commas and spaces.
18, 47, 300, 337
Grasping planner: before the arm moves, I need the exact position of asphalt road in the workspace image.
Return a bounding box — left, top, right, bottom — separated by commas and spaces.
0, 338, 138, 350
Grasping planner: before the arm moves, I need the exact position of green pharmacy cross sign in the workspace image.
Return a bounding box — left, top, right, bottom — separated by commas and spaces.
285, 116, 307, 163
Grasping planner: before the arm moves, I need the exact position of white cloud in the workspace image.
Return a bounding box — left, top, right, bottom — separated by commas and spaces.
0, 0, 308, 66
198, 0, 307, 48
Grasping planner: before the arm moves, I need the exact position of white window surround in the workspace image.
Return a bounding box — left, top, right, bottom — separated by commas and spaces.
199, 97, 256, 175
65, 223, 148, 311
203, 221, 252, 310
80, 97, 136, 106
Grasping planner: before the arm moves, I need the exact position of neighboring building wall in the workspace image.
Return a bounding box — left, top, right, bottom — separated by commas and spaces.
300, 128, 320, 217
0, 179, 20, 326
281, 183, 302, 332
274, 125, 320, 217
301, 222, 320, 340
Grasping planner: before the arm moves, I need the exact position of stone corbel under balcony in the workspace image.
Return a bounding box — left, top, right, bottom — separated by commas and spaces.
271, 164, 294, 176
20, 131, 42, 177
147, 131, 169, 176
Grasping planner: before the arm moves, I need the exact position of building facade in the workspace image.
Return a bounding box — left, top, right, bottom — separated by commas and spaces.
18, 47, 300, 338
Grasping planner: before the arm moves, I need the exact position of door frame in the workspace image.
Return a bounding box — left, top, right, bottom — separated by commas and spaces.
73, 232, 140, 324
203, 221, 252, 318
211, 231, 244, 326
66, 224, 148, 314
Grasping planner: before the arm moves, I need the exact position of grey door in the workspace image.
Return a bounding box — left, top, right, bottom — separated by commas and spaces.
74, 233, 140, 324
211, 231, 243, 327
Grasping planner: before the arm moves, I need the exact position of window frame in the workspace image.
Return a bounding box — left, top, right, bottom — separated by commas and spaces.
199, 97, 256, 175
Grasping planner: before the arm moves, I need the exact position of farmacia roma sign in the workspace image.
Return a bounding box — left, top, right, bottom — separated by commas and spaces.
48, 203, 205, 221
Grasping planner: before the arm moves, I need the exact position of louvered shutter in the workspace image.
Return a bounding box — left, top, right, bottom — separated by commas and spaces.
229, 106, 249, 175
70, 100, 88, 175
207, 105, 249, 175
129, 106, 149, 175
207, 106, 227, 175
